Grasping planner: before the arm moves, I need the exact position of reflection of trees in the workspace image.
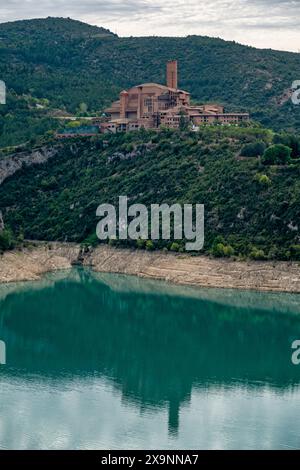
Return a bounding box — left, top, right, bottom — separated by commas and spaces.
1, 270, 300, 435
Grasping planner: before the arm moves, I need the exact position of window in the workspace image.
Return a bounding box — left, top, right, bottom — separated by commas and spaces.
144, 98, 153, 112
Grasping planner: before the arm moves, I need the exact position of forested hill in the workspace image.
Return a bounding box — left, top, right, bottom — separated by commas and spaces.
1, 126, 300, 260
0, 17, 300, 147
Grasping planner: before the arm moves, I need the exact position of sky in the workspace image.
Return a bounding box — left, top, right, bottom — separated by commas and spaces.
0, 0, 300, 52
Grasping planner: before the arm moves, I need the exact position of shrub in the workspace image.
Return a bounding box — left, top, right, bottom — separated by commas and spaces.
136, 238, 146, 249
254, 173, 271, 186
222, 245, 235, 257
81, 232, 99, 247
211, 237, 234, 257
66, 120, 81, 128
240, 141, 266, 157
170, 242, 180, 252
290, 245, 300, 261
273, 134, 300, 159
0, 229, 15, 252
249, 248, 266, 260
145, 240, 154, 251
262, 144, 291, 165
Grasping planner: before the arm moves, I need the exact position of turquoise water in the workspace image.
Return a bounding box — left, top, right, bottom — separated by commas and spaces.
0, 268, 300, 450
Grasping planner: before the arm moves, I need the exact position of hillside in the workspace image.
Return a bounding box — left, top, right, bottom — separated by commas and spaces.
1, 126, 300, 261
0, 17, 300, 148
0, 17, 115, 39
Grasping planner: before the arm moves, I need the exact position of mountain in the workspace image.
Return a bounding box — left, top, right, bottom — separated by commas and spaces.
0, 17, 300, 148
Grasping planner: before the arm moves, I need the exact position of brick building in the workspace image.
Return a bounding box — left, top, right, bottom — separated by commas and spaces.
103, 61, 249, 132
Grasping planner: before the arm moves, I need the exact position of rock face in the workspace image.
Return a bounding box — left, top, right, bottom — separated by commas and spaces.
0, 146, 61, 185
84, 246, 300, 293
0, 211, 4, 231
0, 243, 81, 283
1, 243, 300, 293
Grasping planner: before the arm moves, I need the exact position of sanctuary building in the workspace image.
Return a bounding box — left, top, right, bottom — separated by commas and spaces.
103, 60, 249, 132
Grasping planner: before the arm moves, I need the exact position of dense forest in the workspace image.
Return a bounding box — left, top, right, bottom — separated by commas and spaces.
1, 126, 300, 260
0, 17, 300, 148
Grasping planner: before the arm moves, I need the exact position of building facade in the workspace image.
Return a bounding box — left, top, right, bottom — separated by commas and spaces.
103, 60, 249, 133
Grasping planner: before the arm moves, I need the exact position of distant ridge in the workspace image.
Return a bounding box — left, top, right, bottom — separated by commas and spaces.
0, 16, 116, 38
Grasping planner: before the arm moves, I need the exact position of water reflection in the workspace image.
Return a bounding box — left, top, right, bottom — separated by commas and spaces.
0, 269, 300, 448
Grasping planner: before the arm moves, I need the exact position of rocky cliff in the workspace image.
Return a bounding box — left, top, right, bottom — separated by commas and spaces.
0, 146, 61, 185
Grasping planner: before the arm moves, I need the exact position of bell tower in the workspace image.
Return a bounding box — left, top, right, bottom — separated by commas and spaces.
166, 60, 178, 89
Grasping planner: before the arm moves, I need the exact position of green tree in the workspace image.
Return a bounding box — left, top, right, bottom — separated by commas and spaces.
240, 141, 266, 157
179, 111, 189, 131
262, 144, 291, 165
0, 229, 14, 251
273, 134, 300, 159
78, 102, 88, 114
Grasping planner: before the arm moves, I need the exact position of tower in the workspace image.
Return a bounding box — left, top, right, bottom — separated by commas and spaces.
166, 60, 178, 90
120, 90, 129, 119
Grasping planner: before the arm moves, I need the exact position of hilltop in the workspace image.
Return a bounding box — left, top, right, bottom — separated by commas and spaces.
0, 17, 299, 147
0, 17, 116, 38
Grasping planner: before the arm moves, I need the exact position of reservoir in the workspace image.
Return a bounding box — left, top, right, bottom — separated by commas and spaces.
0, 268, 300, 449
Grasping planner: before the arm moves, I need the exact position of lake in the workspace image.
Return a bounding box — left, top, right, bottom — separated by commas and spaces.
0, 268, 300, 450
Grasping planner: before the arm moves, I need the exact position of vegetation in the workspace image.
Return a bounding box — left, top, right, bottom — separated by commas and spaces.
0, 229, 15, 252
240, 141, 266, 157
0, 17, 300, 148
1, 125, 300, 260
1, 18, 300, 261
262, 144, 292, 165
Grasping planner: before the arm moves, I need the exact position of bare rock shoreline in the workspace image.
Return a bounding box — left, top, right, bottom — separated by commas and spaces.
0, 242, 300, 293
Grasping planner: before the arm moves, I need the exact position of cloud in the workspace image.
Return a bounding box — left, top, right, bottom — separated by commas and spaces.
0, 0, 162, 20
0, 0, 299, 51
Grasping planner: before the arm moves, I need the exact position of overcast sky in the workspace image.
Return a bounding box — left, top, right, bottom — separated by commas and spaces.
0, 0, 300, 52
